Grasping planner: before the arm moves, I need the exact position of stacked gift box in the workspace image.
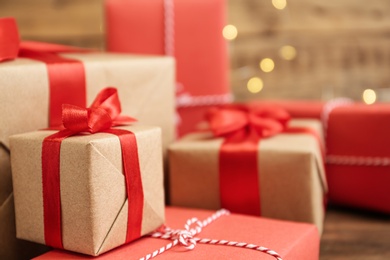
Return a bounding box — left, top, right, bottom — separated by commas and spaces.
1, 0, 389, 259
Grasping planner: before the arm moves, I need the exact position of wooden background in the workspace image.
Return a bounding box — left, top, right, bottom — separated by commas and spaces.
2, 0, 390, 103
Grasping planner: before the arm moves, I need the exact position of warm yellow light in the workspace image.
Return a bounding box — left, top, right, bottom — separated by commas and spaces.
279, 45, 297, 60
222, 24, 238, 41
247, 77, 264, 93
272, 0, 287, 10
260, 58, 275, 73
362, 89, 377, 105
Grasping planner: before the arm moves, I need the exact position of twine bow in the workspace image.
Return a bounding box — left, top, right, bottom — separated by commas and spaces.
140, 209, 283, 260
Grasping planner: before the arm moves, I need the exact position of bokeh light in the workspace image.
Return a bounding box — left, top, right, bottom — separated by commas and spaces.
272, 0, 287, 10
223, 24, 238, 41
260, 58, 275, 73
362, 89, 376, 104
279, 45, 297, 60
247, 77, 264, 93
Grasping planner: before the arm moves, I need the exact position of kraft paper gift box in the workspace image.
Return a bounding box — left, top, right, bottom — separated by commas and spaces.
169, 106, 327, 233
0, 17, 174, 259
252, 100, 390, 214
105, 0, 231, 136
10, 123, 165, 256
34, 207, 320, 260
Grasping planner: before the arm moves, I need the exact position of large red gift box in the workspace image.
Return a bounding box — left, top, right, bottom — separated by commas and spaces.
105, 0, 231, 136
251, 100, 390, 214
34, 207, 320, 260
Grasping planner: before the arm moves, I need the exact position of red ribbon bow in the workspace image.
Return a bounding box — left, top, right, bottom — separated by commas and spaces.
62, 87, 136, 134
42, 88, 143, 249
205, 104, 291, 216
206, 104, 290, 141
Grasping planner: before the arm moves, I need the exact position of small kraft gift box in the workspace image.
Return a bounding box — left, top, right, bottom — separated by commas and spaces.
10, 88, 165, 256
169, 104, 327, 233
105, 0, 231, 136
251, 99, 390, 214
34, 207, 320, 260
0, 17, 174, 259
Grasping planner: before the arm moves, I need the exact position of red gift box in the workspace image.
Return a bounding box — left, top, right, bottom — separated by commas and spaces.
105, 0, 231, 136
34, 207, 320, 260
251, 99, 390, 214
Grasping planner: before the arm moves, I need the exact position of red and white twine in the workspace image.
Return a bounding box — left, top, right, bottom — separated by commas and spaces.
139, 209, 282, 260
327, 155, 390, 167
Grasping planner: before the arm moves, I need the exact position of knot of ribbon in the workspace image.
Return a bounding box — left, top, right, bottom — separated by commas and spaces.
61, 87, 136, 134
206, 104, 290, 142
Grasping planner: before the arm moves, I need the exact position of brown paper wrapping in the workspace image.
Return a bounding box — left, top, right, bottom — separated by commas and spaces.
10, 125, 165, 256
169, 119, 327, 233
0, 53, 174, 258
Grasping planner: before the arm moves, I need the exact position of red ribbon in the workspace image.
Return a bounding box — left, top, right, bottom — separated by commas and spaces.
207, 105, 289, 215
0, 17, 87, 127
207, 104, 323, 216
42, 87, 143, 248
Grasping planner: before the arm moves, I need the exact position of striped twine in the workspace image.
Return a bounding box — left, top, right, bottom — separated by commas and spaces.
176, 93, 234, 108
164, 0, 175, 57
139, 209, 283, 260
327, 155, 390, 166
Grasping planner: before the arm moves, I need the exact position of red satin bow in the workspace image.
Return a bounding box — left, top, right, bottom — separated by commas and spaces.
206, 104, 290, 141
62, 87, 136, 134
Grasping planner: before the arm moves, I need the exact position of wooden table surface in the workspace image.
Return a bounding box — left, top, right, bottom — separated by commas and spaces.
320, 206, 390, 259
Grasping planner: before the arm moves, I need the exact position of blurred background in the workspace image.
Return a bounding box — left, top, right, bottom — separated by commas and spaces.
2, 0, 390, 104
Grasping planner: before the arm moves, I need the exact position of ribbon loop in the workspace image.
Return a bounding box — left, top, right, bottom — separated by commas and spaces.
61, 88, 137, 134
206, 104, 290, 141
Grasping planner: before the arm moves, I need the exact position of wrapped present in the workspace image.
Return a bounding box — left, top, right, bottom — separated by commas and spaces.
252, 99, 390, 214
169, 105, 327, 233
326, 103, 390, 213
105, 0, 231, 136
0, 17, 174, 258
10, 88, 165, 256
34, 207, 320, 260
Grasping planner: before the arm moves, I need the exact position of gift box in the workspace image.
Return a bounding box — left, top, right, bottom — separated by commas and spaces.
11, 121, 164, 255
0, 17, 174, 258
9, 88, 165, 256
34, 207, 320, 260
252, 99, 390, 214
326, 103, 390, 213
169, 105, 327, 233
105, 0, 231, 136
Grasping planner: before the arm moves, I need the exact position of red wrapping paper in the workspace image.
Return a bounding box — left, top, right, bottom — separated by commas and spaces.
34, 207, 320, 260
105, 0, 230, 136
326, 104, 390, 213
